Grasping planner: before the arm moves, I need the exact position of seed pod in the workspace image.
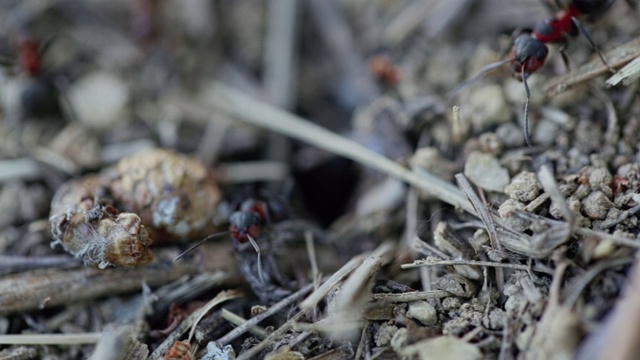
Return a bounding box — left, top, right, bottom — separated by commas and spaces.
49, 148, 222, 267
50, 175, 154, 268
104, 148, 222, 242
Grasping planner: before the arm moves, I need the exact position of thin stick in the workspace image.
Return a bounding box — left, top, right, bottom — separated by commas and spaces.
455, 174, 505, 299
305, 230, 320, 286
545, 36, 640, 96
0, 333, 102, 345
372, 290, 452, 302
235, 309, 309, 360
216, 282, 315, 346
522, 66, 533, 147
167, 86, 477, 216
402, 259, 531, 271
188, 290, 243, 343
220, 309, 268, 339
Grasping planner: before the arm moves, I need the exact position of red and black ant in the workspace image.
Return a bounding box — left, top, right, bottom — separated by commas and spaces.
2, 27, 68, 122
174, 198, 288, 284
452, 0, 634, 146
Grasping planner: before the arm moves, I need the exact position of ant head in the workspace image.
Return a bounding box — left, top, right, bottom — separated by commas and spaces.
510, 34, 549, 80
229, 211, 261, 244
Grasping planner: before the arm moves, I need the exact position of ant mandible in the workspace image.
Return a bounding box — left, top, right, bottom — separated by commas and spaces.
453, 0, 633, 146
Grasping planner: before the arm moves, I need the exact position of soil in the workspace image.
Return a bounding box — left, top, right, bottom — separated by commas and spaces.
1, 0, 640, 359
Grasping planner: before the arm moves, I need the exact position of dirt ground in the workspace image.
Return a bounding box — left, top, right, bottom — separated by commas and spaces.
1, 0, 640, 359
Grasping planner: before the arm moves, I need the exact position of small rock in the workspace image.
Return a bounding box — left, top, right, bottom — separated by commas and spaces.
532, 118, 560, 146
549, 196, 581, 221
442, 297, 462, 311
407, 301, 437, 326
68, 71, 129, 130
465, 84, 511, 129
483, 308, 506, 330
464, 151, 510, 192
410, 147, 456, 180
505, 171, 542, 202
433, 274, 476, 298
390, 327, 409, 353
374, 323, 398, 347
478, 132, 503, 154
400, 336, 482, 360
573, 183, 592, 200
496, 122, 525, 147
588, 167, 613, 197
498, 198, 529, 232
581, 191, 615, 220
588, 167, 613, 188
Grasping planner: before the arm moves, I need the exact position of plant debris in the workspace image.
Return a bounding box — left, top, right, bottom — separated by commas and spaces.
1, 0, 640, 359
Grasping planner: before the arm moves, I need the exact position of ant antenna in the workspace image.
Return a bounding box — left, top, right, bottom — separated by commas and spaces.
174, 231, 231, 262
246, 234, 265, 283
522, 66, 533, 147
448, 59, 511, 97
570, 17, 615, 73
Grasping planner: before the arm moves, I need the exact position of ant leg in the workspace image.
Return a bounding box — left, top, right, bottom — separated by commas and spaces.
521, 67, 533, 147
558, 41, 571, 72
246, 234, 265, 283
571, 17, 615, 73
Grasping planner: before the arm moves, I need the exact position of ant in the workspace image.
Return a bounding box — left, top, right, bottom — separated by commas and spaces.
174, 197, 288, 284
452, 0, 634, 146
2, 27, 67, 122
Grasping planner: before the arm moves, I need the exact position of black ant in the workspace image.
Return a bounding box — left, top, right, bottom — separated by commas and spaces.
174, 198, 287, 284
452, 0, 634, 146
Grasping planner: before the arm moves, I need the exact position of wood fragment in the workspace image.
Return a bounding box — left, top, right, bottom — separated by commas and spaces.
216, 282, 316, 346
150, 290, 241, 360
91, 325, 149, 360
220, 309, 267, 339
402, 259, 531, 271
0, 333, 102, 345
606, 55, 640, 86
544, 37, 640, 96
0, 245, 235, 315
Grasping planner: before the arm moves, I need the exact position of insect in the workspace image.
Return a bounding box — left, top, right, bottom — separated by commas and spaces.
368, 54, 402, 87
174, 197, 287, 283
452, 0, 631, 146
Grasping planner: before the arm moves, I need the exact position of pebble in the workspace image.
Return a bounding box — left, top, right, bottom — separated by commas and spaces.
496, 122, 525, 147
498, 198, 529, 232
465, 84, 511, 130
588, 167, 613, 193
464, 151, 510, 192
410, 147, 456, 180
68, 71, 129, 130
399, 336, 482, 360
374, 323, 398, 347
504, 171, 542, 202
581, 191, 615, 220
407, 301, 438, 326
483, 308, 506, 330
